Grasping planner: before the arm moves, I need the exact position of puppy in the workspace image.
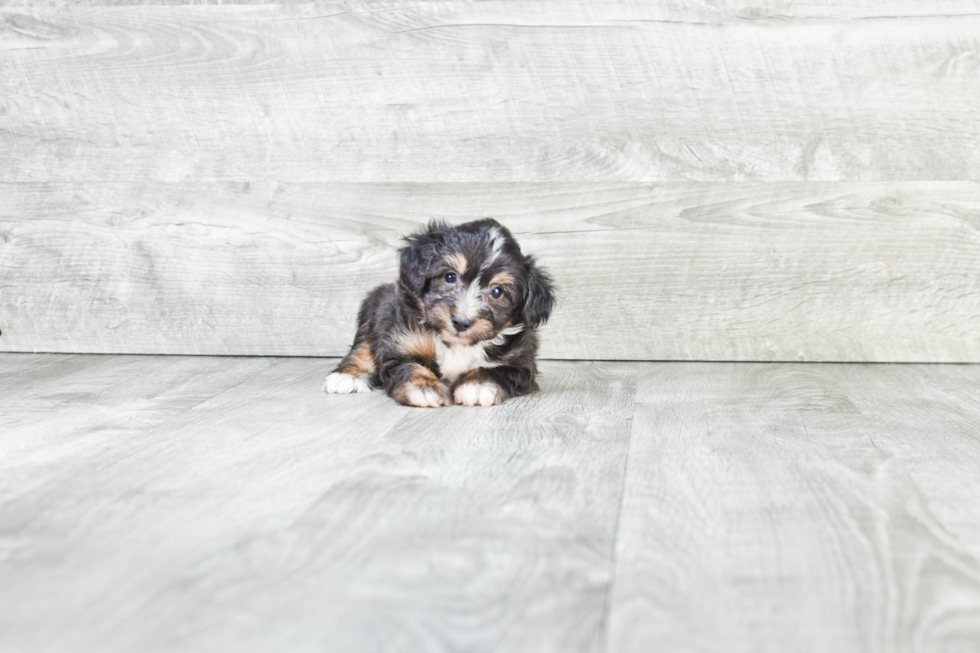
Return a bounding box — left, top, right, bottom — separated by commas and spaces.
323, 219, 555, 407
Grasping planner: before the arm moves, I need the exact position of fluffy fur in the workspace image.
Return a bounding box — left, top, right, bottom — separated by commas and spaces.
323, 219, 556, 407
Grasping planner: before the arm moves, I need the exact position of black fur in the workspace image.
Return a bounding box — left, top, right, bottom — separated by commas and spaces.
398, 225, 444, 297
522, 255, 556, 329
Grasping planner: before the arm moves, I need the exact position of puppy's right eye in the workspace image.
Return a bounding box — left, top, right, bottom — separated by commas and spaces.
444, 272, 457, 284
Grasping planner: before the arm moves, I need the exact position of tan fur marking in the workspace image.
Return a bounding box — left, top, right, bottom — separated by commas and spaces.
430, 304, 452, 327
337, 340, 374, 376
446, 253, 467, 275
409, 366, 441, 386
396, 330, 436, 361
392, 364, 450, 407
466, 319, 496, 343
487, 272, 515, 287
455, 368, 492, 385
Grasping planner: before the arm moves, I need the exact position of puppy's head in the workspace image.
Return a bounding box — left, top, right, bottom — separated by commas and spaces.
400, 219, 555, 346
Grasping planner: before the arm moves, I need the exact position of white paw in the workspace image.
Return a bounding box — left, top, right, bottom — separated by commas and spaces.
323, 372, 372, 394
407, 387, 447, 408
453, 382, 502, 407
406, 384, 450, 408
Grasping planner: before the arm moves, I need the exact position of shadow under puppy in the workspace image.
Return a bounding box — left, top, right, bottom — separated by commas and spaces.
324, 219, 555, 407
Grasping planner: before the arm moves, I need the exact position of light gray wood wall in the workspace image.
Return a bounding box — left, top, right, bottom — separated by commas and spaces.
3, 181, 979, 360
3, 1, 979, 360
5, 1, 980, 182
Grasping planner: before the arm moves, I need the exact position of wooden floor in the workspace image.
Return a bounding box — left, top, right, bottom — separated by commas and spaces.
2, 354, 979, 652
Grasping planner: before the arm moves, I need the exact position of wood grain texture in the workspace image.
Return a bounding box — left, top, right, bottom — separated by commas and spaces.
0, 353, 278, 508
3, 1, 980, 182
2, 181, 979, 361
833, 365, 980, 563
606, 362, 980, 653
8, 0, 980, 9
3, 354, 980, 652
0, 354, 637, 653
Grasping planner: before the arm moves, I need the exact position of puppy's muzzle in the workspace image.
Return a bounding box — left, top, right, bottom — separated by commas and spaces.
450, 315, 473, 333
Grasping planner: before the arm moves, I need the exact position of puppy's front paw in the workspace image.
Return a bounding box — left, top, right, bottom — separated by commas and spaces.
453, 381, 504, 407
402, 380, 452, 408
323, 372, 372, 394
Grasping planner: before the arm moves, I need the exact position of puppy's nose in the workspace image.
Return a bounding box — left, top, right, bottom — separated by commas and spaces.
451, 316, 473, 332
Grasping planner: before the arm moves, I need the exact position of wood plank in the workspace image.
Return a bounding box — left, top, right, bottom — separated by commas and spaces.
0, 357, 636, 652
606, 363, 980, 653
6, 0, 980, 11
2, 181, 979, 361
3, 2, 980, 182
0, 352, 85, 391
0, 353, 279, 505
4, 355, 980, 651
834, 365, 980, 560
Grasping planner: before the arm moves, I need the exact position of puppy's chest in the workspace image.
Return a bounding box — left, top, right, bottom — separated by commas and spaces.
433, 336, 499, 381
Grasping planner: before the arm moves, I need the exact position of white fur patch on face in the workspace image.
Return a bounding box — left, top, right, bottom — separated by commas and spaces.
487, 227, 504, 265
489, 323, 524, 346
456, 279, 486, 318
454, 381, 502, 407
323, 372, 372, 394
433, 335, 500, 382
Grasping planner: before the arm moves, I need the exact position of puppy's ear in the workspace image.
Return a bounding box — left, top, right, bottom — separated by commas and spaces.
522, 255, 556, 328
399, 222, 446, 297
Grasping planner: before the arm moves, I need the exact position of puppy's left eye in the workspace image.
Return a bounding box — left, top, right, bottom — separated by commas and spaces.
490, 286, 503, 299
444, 272, 457, 284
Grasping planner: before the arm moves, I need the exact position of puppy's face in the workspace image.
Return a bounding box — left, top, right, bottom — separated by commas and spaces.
400, 219, 555, 346
422, 261, 518, 346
